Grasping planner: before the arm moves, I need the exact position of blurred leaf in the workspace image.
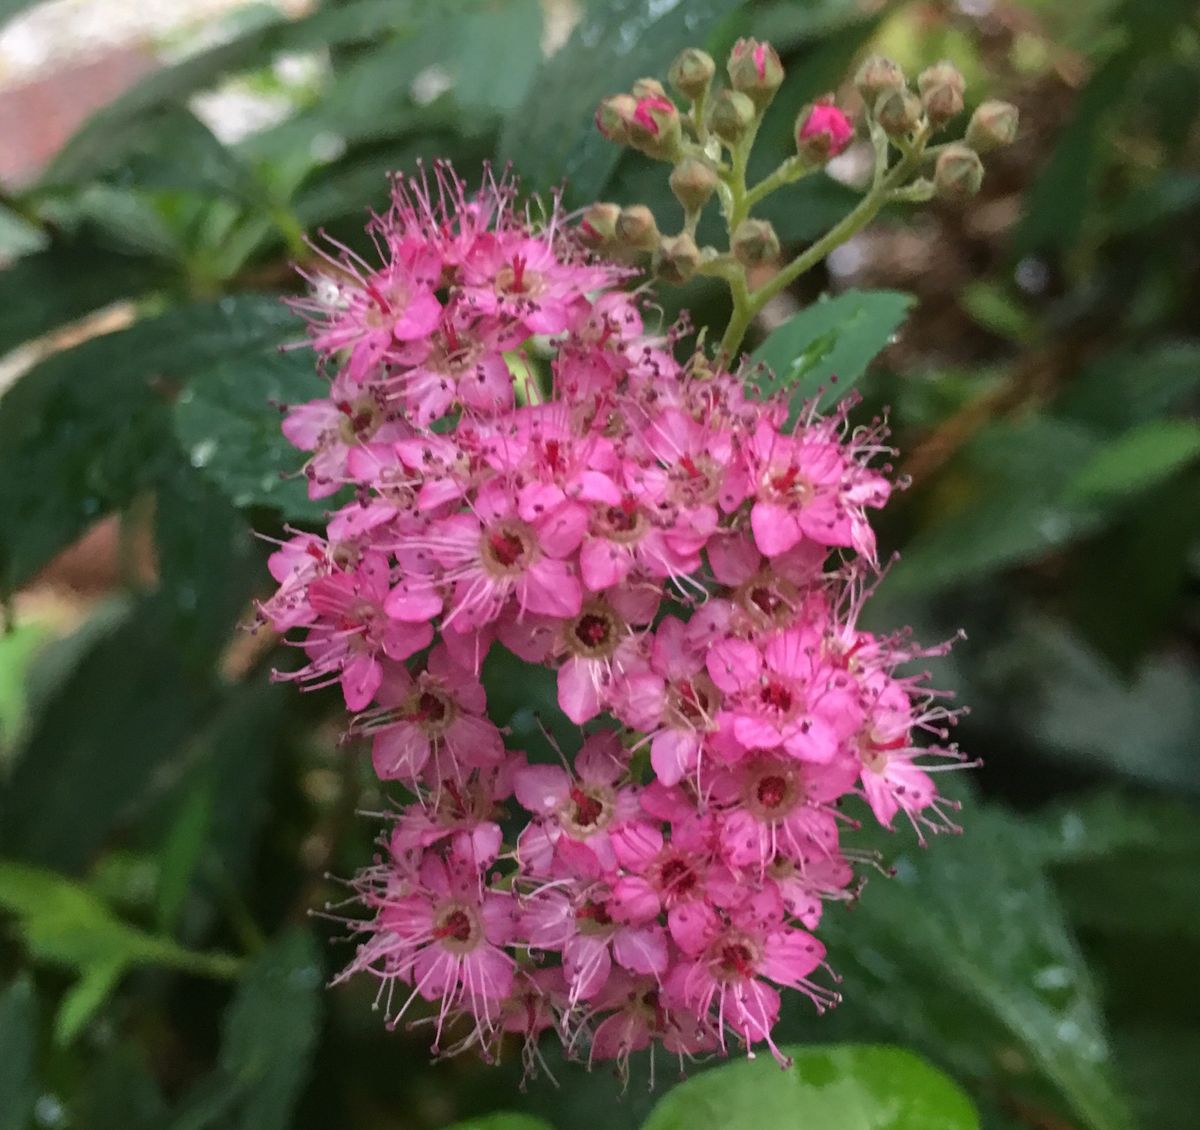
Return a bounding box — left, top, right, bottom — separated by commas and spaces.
750, 289, 914, 409
1114, 1026, 1200, 1130
77, 1045, 168, 1130
750, 0, 882, 47
824, 805, 1135, 1130
498, 0, 746, 205
0, 621, 47, 754
1064, 420, 1200, 501
0, 975, 37, 1130
452, 0, 543, 116
172, 348, 330, 522
156, 780, 212, 934
41, 107, 265, 204
445, 1117, 556, 1130
0, 600, 212, 871
169, 930, 321, 1130
154, 459, 264, 669
642, 1045, 978, 1130
0, 862, 239, 1042
0, 293, 296, 592
39, 0, 425, 183
0, 232, 168, 358
1056, 342, 1200, 433
1033, 791, 1200, 863
888, 417, 1109, 594
992, 617, 1200, 793
958, 283, 1036, 345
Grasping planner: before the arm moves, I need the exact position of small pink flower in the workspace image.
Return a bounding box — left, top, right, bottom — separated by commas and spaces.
796, 101, 854, 160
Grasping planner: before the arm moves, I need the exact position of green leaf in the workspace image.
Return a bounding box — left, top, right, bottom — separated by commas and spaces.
0, 232, 168, 358
824, 805, 1136, 1130
77, 1045, 168, 1130
41, 107, 264, 204
169, 930, 322, 1130
1064, 420, 1200, 501
443, 1117, 556, 1130
154, 458, 265, 670
0, 975, 37, 1130
989, 616, 1200, 793
887, 416, 1108, 594
642, 1045, 977, 1130
0, 293, 296, 591
0, 620, 47, 755
156, 781, 213, 934
0, 600, 213, 871
498, 0, 747, 205
1056, 342, 1200, 433
0, 861, 239, 1042
172, 348, 330, 522
749, 290, 914, 409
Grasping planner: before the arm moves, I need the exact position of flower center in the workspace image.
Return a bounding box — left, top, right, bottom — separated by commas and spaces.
432, 901, 482, 954
760, 680, 793, 714
715, 936, 759, 981
566, 600, 624, 660
657, 856, 698, 899
735, 573, 799, 627
667, 676, 718, 728
404, 685, 457, 736
743, 761, 802, 820
336, 397, 383, 444
672, 454, 720, 506
575, 899, 614, 935
480, 520, 536, 576
495, 256, 544, 297
562, 784, 614, 838
596, 498, 646, 543
765, 464, 814, 503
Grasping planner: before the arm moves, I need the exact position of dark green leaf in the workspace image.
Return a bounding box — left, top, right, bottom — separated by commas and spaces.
887, 417, 1109, 594
0, 975, 37, 1130
0, 232, 168, 358
749, 289, 914, 409
0, 293, 296, 591
642, 1045, 978, 1130
444, 1117, 556, 1130
169, 930, 321, 1130
154, 458, 264, 669
0, 600, 213, 871
172, 347, 330, 522
77, 1045, 168, 1130
824, 805, 1136, 1130
498, 0, 746, 205
1055, 342, 1200, 433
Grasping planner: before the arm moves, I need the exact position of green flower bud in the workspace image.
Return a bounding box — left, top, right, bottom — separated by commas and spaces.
631, 77, 668, 101
727, 38, 784, 110
615, 205, 660, 251
710, 89, 757, 146
653, 233, 702, 283
669, 48, 716, 100
934, 144, 984, 201
874, 87, 922, 136
669, 156, 719, 211
917, 60, 965, 128
625, 91, 683, 160
965, 99, 1019, 153
578, 202, 621, 246
731, 218, 780, 266
854, 54, 907, 106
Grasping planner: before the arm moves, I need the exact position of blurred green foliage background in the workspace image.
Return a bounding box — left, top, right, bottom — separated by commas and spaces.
0, 1, 1197, 1128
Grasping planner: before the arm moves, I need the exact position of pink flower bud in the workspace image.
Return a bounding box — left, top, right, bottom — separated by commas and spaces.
595, 94, 636, 143
795, 100, 854, 162
727, 38, 784, 109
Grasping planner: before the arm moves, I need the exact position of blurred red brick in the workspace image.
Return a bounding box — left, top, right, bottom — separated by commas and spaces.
0, 44, 156, 185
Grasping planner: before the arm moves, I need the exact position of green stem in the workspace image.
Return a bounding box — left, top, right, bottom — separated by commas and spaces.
717, 147, 925, 362
743, 155, 817, 210
269, 203, 309, 260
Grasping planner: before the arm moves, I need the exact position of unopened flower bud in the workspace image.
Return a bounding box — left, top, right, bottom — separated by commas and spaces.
727, 38, 784, 110
669, 48, 716, 100
918, 60, 965, 127
626, 92, 683, 159
934, 144, 984, 201
579, 202, 621, 246
731, 218, 780, 266
795, 100, 854, 162
615, 205, 660, 251
669, 156, 719, 211
631, 77, 668, 101
653, 233, 702, 283
874, 87, 922, 136
710, 89, 757, 145
595, 94, 636, 143
854, 54, 907, 106
966, 99, 1019, 153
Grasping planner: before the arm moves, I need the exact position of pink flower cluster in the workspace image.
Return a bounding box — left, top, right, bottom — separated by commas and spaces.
263, 164, 966, 1076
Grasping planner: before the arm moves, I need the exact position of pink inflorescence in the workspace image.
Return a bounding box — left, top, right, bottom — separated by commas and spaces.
262, 162, 968, 1077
